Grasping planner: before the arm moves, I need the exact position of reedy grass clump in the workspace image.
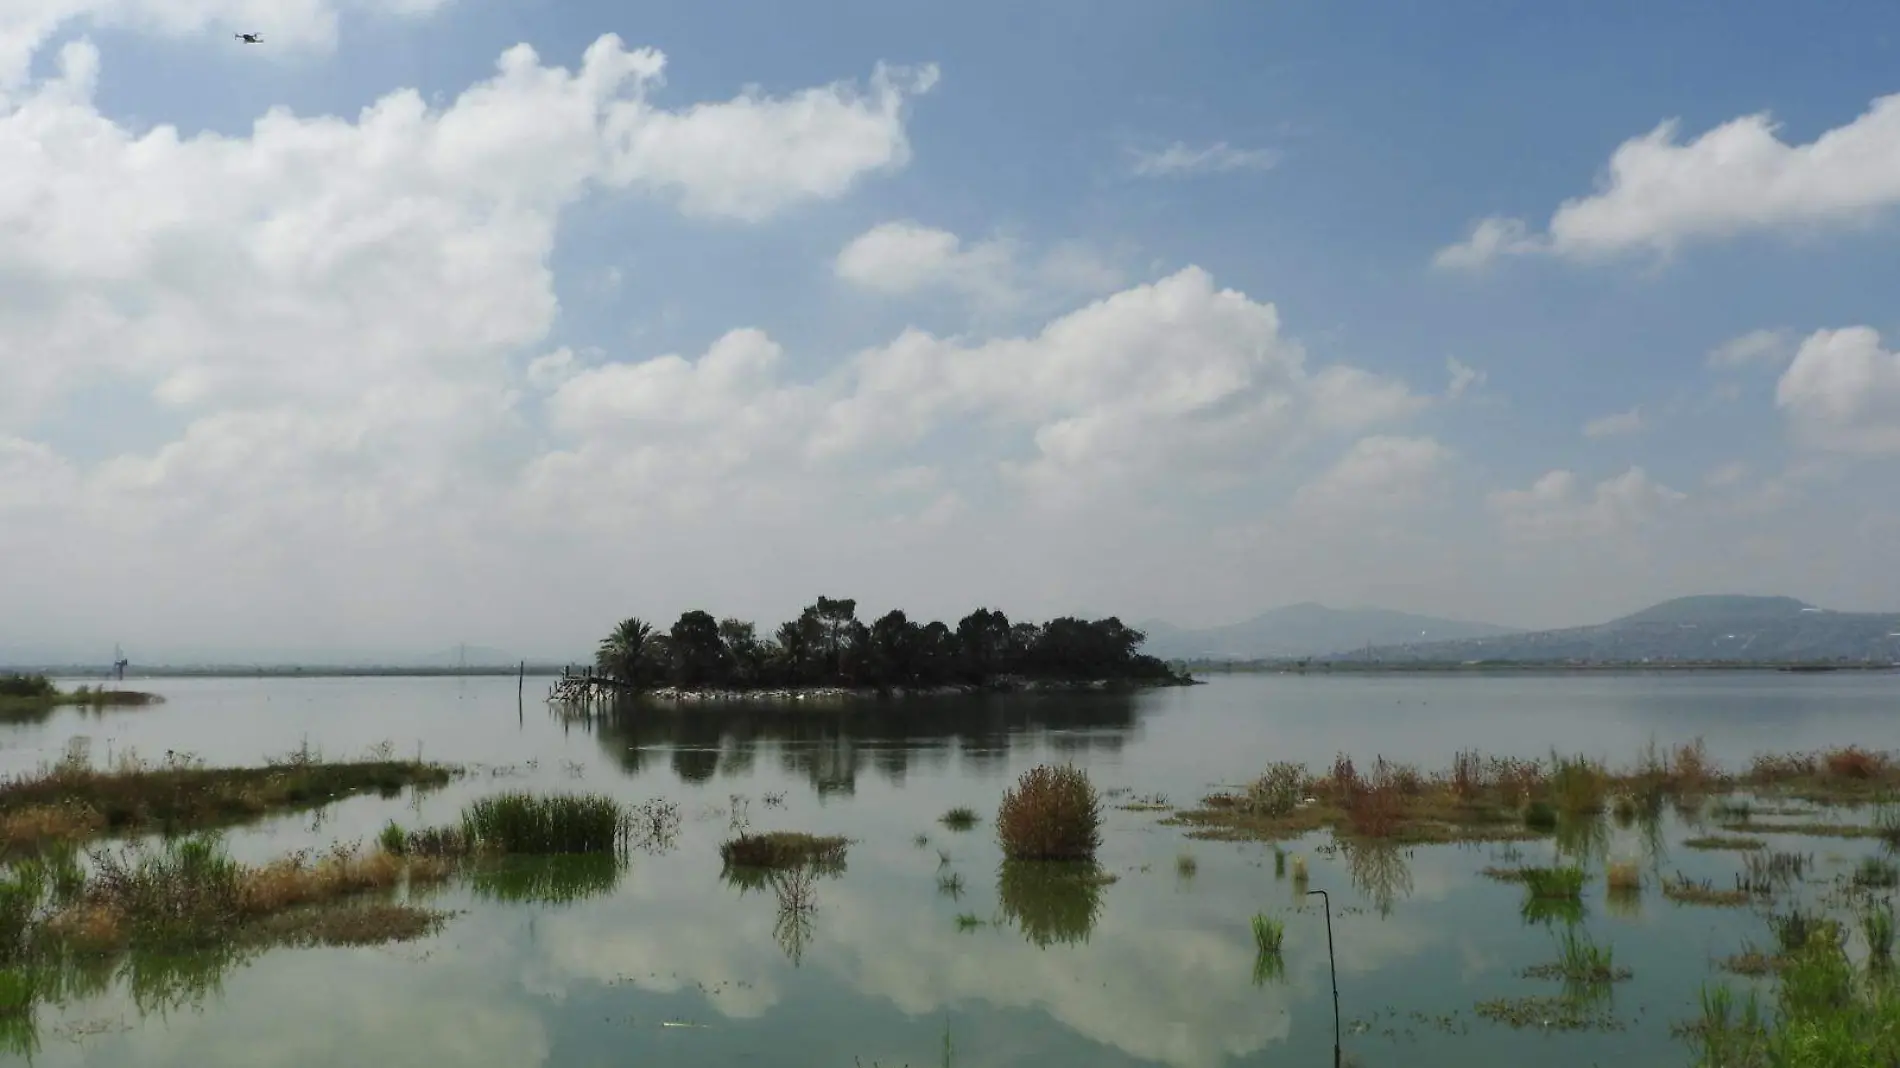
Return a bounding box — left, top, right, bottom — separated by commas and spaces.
996, 765, 1102, 862
939, 807, 980, 831
1251, 913, 1284, 955
1863, 902, 1894, 967
719, 831, 850, 870
461, 792, 630, 854
1176, 853, 1198, 878
1852, 855, 1899, 889
1525, 927, 1631, 984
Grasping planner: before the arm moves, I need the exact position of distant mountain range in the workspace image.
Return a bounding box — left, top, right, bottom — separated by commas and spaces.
1137, 603, 1521, 660
1321, 595, 1900, 664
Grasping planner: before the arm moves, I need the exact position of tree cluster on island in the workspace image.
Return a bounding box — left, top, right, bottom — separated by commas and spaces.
591, 597, 1190, 692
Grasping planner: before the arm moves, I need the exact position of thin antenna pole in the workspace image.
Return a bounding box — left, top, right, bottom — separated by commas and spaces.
1306, 888, 1341, 1068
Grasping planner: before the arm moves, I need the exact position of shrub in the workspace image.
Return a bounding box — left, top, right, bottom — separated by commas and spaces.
1523, 801, 1558, 831
997, 765, 1102, 862
1244, 763, 1307, 816
1824, 747, 1887, 780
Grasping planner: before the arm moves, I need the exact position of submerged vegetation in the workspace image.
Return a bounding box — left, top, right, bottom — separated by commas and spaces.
1171, 739, 1900, 847
584, 599, 1191, 695
997, 765, 1102, 862
719, 832, 850, 871
0, 741, 452, 850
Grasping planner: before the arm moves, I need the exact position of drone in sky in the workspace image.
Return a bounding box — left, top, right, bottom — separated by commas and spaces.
236, 32, 264, 44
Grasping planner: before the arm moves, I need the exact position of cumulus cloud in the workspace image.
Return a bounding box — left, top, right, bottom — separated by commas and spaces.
833, 221, 1123, 312
1582, 407, 1642, 439
1775, 326, 1900, 454
1436, 93, 1900, 266
1290, 436, 1451, 522
812, 267, 1426, 500
1487, 467, 1684, 541
1129, 141, 1281, 177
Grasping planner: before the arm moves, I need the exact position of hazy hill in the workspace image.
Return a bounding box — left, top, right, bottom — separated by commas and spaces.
1138, 603, 1520, 660
1322, 595, 1900, 663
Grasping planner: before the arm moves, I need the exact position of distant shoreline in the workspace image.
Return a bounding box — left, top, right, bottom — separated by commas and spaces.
10, 665, 573, 680
6, 661, 1894, 682
1177, 660, 1899, 675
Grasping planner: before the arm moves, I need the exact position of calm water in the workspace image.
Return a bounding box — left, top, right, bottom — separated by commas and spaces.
5, 671, 1899, 1067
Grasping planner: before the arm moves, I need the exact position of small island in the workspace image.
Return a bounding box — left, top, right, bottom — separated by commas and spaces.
553, 597, 1196, 702
0, 672, 163, 719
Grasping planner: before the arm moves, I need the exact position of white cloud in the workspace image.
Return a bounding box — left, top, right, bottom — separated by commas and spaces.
833, 220, 1123, 312
812, 267, 1426, 500
1488, 467, 1684, 541
1436, 93, 1900, 266
1129, 141, 1280, 178
1432, 216, 1540, 270
1582, 407, 1642, 439
1775, 326, 1900, 454
834, 221, 1016, 301
1290, 435, 1451, 522
1708, 328, 1794, 369
1445, 357, 1486, 400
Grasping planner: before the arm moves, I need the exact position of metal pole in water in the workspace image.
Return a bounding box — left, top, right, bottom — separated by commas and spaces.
1306, 888, 1341, 1068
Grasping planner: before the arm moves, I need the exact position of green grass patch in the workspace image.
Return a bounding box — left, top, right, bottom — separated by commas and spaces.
939, 807, 981, 831
1521, 866, 1586, 900
461, 793, 630, 854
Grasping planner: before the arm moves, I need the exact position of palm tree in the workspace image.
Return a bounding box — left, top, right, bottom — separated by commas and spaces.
596, 617, 654, 685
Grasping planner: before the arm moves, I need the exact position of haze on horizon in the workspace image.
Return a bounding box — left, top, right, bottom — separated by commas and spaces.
4, 2, 1899, 667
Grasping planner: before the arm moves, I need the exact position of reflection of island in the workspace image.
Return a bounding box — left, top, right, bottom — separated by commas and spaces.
555, 693, 1142, 792
997, 862, 1114, 948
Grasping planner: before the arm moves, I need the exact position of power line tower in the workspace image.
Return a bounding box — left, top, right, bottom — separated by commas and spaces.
112, 643, 128, 682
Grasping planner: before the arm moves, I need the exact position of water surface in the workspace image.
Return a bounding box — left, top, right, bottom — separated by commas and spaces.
6, 671, 1898, 1067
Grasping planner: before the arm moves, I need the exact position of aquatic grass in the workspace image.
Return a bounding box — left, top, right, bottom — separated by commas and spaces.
0, 758, 452, 848
720, 831, 850, 870
1251, 913, 1284, 955
939, 807, 980, 832
1863, 902, 1894, 967
937, 872, 965, 899
1273, 847, 1287, 878
461, 792, 630, 854
1520, 865, 1586, 900
1523, 927, 1631, 984
996, 765, 1102, 862
378, 820, 408, 855
954, 913, 985, 932
1175, 853, 1197, 878
1663, 873, 1750, 907
1852, 855, 1899, 889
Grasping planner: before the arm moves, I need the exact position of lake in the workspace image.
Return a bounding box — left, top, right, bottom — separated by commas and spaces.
5, 670, 1898, 1066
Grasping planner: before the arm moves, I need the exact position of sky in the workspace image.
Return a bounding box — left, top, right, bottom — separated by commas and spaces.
3, 0, 1900, 663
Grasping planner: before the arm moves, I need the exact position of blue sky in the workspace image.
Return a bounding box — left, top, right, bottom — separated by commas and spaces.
3, 0, 1899, 661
